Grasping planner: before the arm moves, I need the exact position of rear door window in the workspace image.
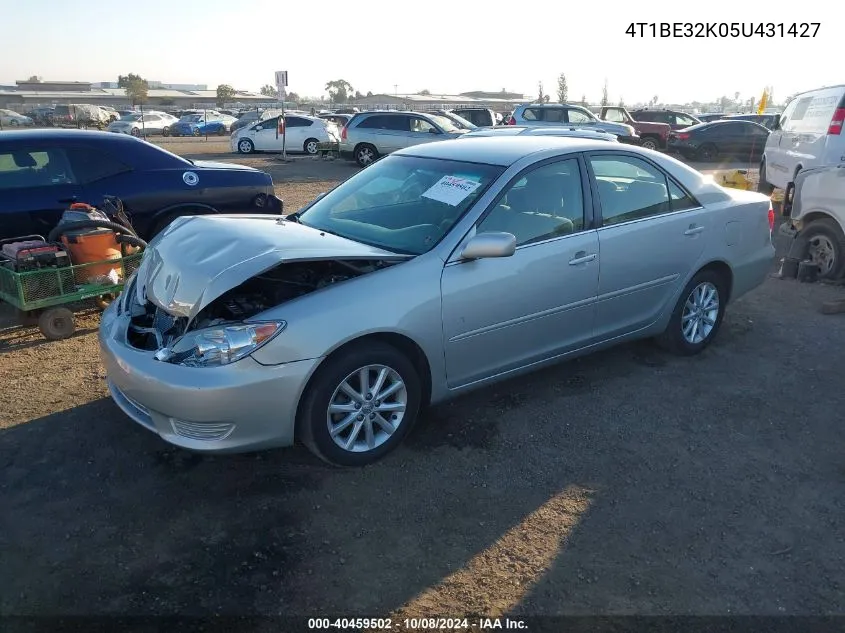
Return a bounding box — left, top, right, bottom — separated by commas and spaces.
0, 147, 77, 190
522, 108, 542, 121
566, 109, 593, 123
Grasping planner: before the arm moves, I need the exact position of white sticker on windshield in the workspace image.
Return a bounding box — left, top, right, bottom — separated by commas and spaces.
421, 176, 481, 206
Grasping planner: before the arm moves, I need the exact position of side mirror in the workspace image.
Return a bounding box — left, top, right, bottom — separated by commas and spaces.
461, 232, 516, 260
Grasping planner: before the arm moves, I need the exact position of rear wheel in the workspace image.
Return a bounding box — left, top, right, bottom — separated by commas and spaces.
696, 143, 718, 162
656, 269, 728, 355
354, 143, 378, 167
304, 138, 320, 154
640, 137, 659, 151
217, 126, 228, 136
161, 126, 171, 137
801, 218, 845, 281
130, 127, 140, 137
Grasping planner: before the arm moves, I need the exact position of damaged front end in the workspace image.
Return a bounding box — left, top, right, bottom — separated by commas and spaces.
124, 257, 397, 366
119, 214, 410, 367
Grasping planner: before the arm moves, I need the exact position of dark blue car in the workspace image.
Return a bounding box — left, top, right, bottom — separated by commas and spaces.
171, 115, 231, 137
0, 129, 282, 241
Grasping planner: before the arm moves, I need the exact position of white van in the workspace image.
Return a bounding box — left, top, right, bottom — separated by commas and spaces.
759, 85, 845, 192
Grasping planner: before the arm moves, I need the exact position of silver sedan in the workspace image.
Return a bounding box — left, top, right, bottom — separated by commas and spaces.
100, 137, 776, 466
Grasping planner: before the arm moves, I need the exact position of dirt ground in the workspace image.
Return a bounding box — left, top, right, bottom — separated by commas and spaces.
2, 139, 844, 627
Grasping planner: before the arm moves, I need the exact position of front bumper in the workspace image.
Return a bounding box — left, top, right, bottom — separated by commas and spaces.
99, 304, 322, 453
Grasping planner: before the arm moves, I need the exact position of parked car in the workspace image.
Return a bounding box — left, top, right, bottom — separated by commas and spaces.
630, 109, 702, 131
0, 109, 34, 127
599, 106, 671, 151
668, 120, 770, 161
170, 113, 236, 137
508, 103, 639, 144
451, 107, 498, 127
100, 136, 775, 466
696, 113, 729, 123
779, 163, 845, 280
231, 114, 339, 155
0, 129, 282, 241
231, 109, 281, 133
51, 104, 111, 128
460, 126, 618, 142
99, 106, 119, 122
339, 110, 469, 166
758, 85, 845, 195
107, 111, 178, 137
318, 112, 354, 129
28, 106, 55, 125
431, 110, 477, 130
726, 113, 780, 130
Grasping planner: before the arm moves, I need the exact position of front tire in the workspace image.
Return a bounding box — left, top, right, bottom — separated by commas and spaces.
801, 218, 845, 281
757, 159, 774, 194
237, 138, 255, 154
161, 126, 171, 137
354, 143, 378, 167
304, 138, 320, 155
297, 342, 422, 467
656, 270, 727, 355
130, 127, 140, 137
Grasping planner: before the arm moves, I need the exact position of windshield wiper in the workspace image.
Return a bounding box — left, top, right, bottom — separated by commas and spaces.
282, 211, 301, 223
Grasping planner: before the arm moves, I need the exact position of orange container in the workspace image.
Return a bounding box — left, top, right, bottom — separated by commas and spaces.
61, 229, 122, 283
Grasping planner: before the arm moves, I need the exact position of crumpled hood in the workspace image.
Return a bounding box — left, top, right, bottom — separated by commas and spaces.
135, 215, 405, 322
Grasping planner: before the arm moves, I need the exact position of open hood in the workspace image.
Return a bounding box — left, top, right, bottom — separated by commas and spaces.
135, 215, 408, 322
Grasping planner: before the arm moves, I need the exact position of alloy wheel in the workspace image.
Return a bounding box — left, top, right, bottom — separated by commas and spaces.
681, 281, 720, 344
326, 364, 407, 453
808, 235, 836, 276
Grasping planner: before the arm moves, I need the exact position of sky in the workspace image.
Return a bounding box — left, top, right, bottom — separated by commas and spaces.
0, 0, 833, 105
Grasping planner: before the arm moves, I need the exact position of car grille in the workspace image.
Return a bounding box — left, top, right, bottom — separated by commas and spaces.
170, 420, 235, 441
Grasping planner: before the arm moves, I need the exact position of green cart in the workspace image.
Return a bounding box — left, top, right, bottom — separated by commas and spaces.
0, 252, 143, 340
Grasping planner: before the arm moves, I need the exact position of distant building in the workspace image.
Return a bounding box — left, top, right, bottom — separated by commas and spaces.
0, 78, 267, 109
350, 92, 528, 111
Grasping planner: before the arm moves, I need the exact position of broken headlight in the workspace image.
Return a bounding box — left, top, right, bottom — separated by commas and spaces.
154, 321, 286, 367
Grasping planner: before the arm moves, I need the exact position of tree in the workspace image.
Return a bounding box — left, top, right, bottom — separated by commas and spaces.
734, 91, 740, 103
556, 73, 568, 103
118, 73, 149, 106
537, 81, 546, 103
581, 94, 588, 107
27, 75, 40, 82
260, 84, 276, 97
600, 79, 609, 107
366, 91, 373, 97
419, 89, 430, 95
618, 96, 625, 107
652, 95, 659, 106
354, 91, 363, 99
216, 84, 236, 107
287, 92, 301, 103
325, 79, 354, 103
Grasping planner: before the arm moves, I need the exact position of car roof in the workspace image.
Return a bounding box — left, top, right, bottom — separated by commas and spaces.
0, 128, 152, 146
394, 136, 629, 166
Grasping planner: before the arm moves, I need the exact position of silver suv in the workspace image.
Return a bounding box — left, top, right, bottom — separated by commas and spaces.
509, 103, 639, 144
340, 111, 467, 166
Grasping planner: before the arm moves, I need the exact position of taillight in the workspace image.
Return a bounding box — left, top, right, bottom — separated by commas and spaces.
508, 116, 516, 125
676, 132, 690, 141
341, 126, 348, 141
827, 107, 845, 135
768, 203, 775, 233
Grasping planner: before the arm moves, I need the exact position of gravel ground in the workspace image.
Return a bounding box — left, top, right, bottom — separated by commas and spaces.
2, 140, 844, 625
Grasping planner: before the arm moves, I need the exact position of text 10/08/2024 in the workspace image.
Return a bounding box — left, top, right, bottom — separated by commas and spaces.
626, 22, 820, 38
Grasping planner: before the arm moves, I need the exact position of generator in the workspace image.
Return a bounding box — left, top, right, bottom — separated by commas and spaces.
0, 236, 70, 272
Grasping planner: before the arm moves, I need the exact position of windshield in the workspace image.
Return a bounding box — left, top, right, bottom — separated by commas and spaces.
121, 114, 142, 121
428, 114, 461, 133
297, 155, 504, 255
443, 112, 477, 130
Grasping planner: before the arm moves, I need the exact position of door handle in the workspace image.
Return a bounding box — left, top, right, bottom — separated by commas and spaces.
684, 225, 704, 236
568, 252, 597, 265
